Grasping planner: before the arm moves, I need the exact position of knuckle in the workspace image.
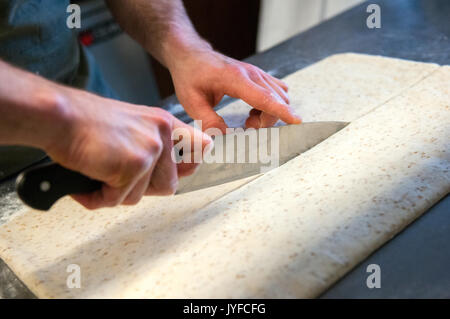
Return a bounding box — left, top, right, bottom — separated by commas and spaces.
103, 194, 122, 207
245, 66, 260, 81
104, 161, 127, 187
156, 113, 171, 128
145, 108, 173, 130
148, 137, 164, 156
127, 151, 149, 175
259, 88, 274, 102
226, 63, 245, 78
154, 115, 173, 138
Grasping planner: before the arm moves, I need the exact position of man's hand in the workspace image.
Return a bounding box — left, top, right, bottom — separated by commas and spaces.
48, 87, 212, 209
0, 60, 212, 209
106, 0, 302, 133
168, 48, 301, 132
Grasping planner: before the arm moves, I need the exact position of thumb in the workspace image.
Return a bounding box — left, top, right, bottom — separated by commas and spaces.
172, 118, 214, 177
172, 117, 213, 151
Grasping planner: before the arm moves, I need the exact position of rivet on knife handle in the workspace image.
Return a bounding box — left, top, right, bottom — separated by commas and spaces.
15, 162, 102, 211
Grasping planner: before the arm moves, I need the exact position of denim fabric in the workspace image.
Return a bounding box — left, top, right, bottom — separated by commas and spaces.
0, 0, 117, 99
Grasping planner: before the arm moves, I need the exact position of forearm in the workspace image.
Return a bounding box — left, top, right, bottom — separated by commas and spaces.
105, 0, 211, 69
106, 0, 300, 132
0, 60, 71, 150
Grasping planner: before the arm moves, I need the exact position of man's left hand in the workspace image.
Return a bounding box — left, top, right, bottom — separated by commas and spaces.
168, 48, 302, 133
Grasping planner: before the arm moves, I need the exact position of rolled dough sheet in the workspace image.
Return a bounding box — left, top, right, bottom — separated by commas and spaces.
186, 53, 438, 212
160, 66, 447, 298
0, 56, 447, 298
219, 53, 439, 127
0, 176, 258, 298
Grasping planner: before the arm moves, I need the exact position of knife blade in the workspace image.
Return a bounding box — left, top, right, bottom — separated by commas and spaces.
15, 121, 349, 211
176, 121, 349, 193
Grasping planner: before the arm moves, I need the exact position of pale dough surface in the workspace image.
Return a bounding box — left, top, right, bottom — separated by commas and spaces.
0, 55, 447, 298
219, 53, 439, 127
155, 66, 448, 298
0, 176, 258, 298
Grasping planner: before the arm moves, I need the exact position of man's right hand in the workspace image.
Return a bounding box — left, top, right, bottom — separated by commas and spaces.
0, 60, 212, 209
44, 87, 213, 210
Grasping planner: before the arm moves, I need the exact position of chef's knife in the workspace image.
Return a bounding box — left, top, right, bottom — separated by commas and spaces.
15, 122, 349, 211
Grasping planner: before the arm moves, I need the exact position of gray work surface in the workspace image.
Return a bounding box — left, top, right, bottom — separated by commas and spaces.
0, 0, 449, 298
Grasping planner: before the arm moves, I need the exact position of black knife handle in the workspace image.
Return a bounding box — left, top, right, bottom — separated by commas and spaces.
15, 162, 102, 211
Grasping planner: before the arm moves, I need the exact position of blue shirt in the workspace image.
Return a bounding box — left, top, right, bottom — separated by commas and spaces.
0, 0, 116, 98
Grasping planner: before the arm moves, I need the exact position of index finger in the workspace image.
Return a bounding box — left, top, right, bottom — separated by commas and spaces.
225, 77, 301, 125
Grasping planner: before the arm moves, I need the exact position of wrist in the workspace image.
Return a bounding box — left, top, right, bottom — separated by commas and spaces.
0, 61, 75, 151
27, 85, 75, 153
158, 29, 213, 71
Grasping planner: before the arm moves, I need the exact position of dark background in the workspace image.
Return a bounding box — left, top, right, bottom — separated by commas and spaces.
150, 0, 261, 98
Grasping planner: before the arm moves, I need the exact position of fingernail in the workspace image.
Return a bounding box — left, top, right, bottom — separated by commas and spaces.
285, 92, 291, 104
203, 138, 214, 156
294, 115, 302, 124
192, 163, 202, 175
203, 133, 213, 144
289, 107, 302, 123
171, 179, 179, 195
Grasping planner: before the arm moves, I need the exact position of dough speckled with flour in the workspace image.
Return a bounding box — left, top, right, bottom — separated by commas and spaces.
0, 55, 447, 298
219, 53, 439, 127
0, 177, 257, 298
